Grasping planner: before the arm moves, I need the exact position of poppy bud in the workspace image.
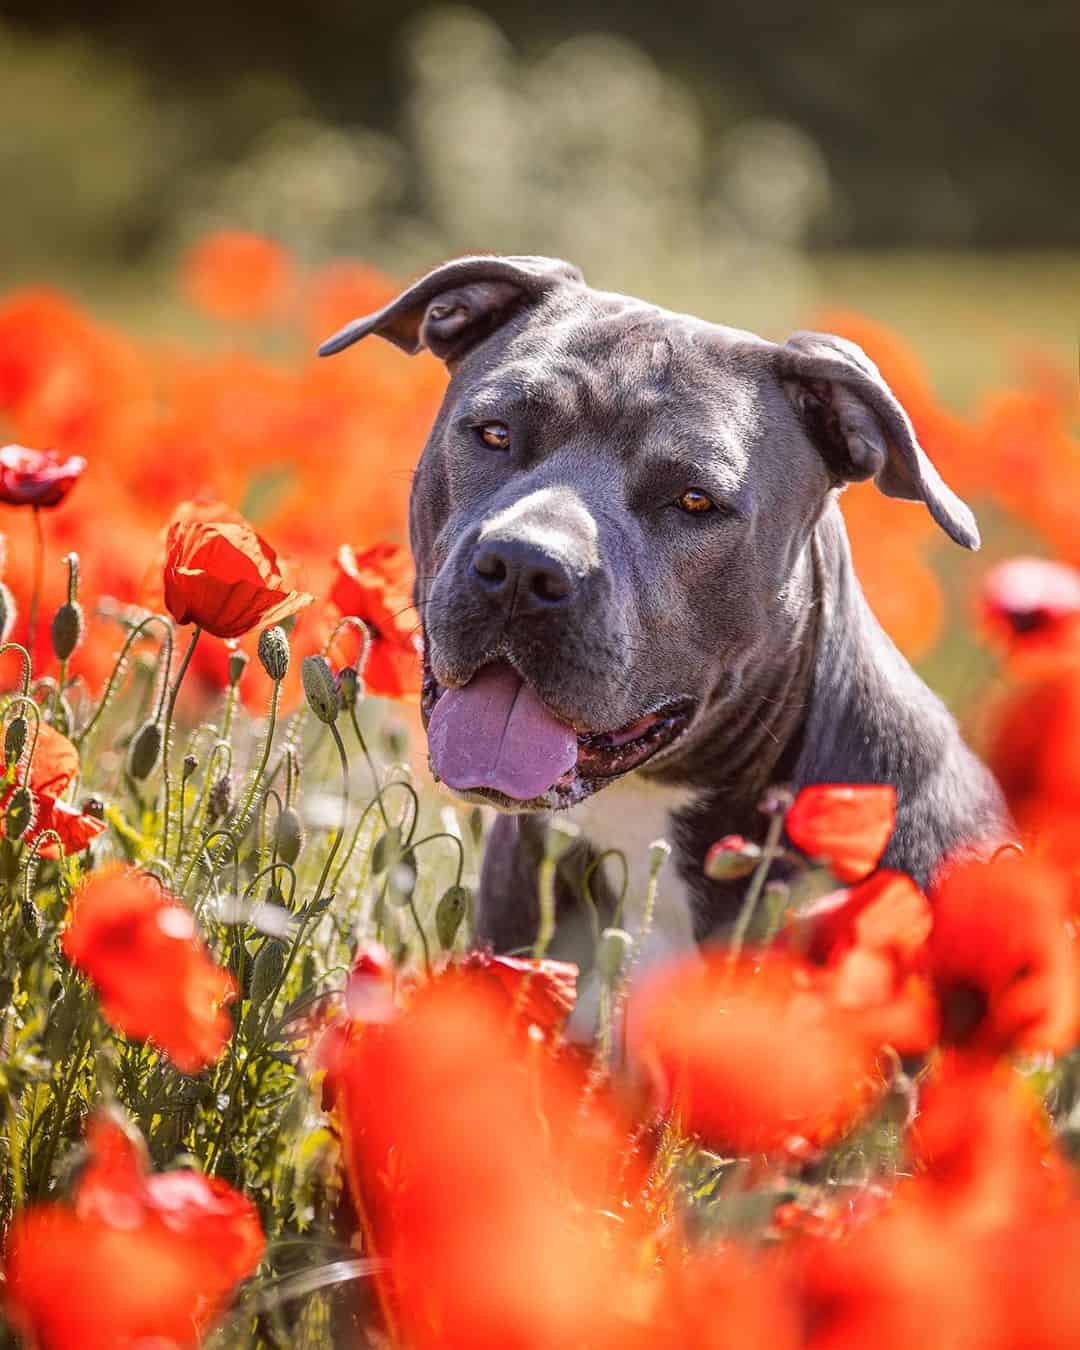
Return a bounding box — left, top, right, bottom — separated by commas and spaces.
4, 715, 27, 766
128, 721, 162, 780
0, 582, 16, 644
371, 825, 402, 876
596, 926, 634, 984
257, 625, 290, 683
249, 938, 288, 1008
436, 883, 470, 949
649, 838, 672, 871
227, 648, 249, 687
275, 805, 305, 864
301, 655, 339, 724
50, 600, 84, 661
390, 859, 418, 904
336, 665, 361, 710
704, 834, 763, 881
208, 773, 233, 823
183, 754, 198, 780
5, 785, 35, 841
759, 784, 796, 817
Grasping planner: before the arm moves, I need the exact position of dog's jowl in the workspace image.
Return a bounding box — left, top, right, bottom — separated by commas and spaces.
320, 254, 1008, 967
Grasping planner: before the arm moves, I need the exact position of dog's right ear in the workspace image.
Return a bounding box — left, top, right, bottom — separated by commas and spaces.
317, 254, 583, 368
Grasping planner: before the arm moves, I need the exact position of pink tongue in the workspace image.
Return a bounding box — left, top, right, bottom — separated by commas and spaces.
428, 664, 578, 801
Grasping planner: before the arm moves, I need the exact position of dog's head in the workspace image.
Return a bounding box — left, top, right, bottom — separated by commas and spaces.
320, 255, 977, 811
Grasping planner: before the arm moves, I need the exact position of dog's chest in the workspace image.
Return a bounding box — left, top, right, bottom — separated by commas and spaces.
565, 776, 698, 960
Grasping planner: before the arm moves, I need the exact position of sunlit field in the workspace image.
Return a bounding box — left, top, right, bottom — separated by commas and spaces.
1, 234, 1079, 1348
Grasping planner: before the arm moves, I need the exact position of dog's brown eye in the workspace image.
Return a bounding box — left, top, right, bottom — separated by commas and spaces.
478, 421, 511, 450
676, 488, 715, 514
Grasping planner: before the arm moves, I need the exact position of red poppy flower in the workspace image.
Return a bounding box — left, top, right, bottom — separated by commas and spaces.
181, 230, 295, 323
62, 865, 236, 1072
786, 784, 897, 881
927, 854, 1079, 1056
163, 498, 313, 639
656, 1244, 800, 1350
789, 871, 938, 1054
0, 720, 107, 857
455, 952, 579, 1033
329, 542, 422, 700
4, 1110, 263, 1350
0, 443, 86, 507
986, 667, 1080, 826
336, 976, 657, 1350
981, 556, 1080, 668
628, 951, 882, 1157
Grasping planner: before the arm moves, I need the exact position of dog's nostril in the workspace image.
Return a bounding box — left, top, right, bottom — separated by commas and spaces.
472, 548, 508, 586
529, 567, 571, 603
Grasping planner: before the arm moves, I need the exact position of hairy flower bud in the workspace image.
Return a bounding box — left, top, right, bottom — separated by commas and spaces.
5, 785, 35, 841
50, 600, 84, 660
436, 884, 471, 950
335, 665, 361, 711
596, 926, 634, 984
182, 754, 198, 780
249, 938, 287, 1008
257, 625, 290, 682
128, 721, 162, 781
81, 796, 106, 821
227, 648, 249, 687
704, 834, 763, 881
4, 715, 27, 767
275, 805, 305, 865
301, 654, 339, 724
0, 581, 16, 644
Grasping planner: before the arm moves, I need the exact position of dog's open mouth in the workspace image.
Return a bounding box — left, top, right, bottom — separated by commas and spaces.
421, 660, 693, 809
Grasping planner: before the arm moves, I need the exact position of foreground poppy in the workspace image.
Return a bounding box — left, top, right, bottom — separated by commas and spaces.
163, 498, 313, 639
0, 719, 107, 857
455, 951, 579, 1034
329, 542, 422, 699
0, 442, 86, 508
4, 1110, 263, 1350
628, 951, 882, 1157
981, 556, 1080, 668
336, 976, 657, 1350
785, 784, 897, 881
62, 865, 236, 1072
927, 853, 1079, 1055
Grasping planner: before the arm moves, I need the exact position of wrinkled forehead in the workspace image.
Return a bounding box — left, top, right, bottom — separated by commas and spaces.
460, 291, 770, 464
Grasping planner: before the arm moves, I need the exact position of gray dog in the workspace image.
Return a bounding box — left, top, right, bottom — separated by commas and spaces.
320, 254, 1007, 967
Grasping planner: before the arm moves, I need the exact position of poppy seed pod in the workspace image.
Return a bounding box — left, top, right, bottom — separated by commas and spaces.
227, 649, 249, 687
0, 581, 15, 644
435, 884, 470, 949
128, 721, 163, 781
301, 655, 339, 724
275, 805, 304, 865
596, 926, 634, 984
4, 715, 27, 767
336, 665, 361, 711
5, 785, 36, 841
50, 601, 84, 661
249, 938, 288, 1009
257, 625, 290, 682
208, 773, 233, 823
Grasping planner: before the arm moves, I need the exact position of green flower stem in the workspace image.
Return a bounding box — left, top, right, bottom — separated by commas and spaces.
75, 615, 172, 749
227, 678, 281, 854
348, 705, 389, 829
0, 643, 33, 699
727, 809, 787, 968
402, 832, 465, 888
160, 626, 201, 866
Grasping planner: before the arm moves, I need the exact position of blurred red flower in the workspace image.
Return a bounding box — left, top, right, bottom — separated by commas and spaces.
786, 784, 896, 881
928, 854, 1079, 1055
330, 542, 422, 699
336, 976, 657, 1350
0, 443, 86, 508
0, 719, 107, 857
986, 666, 1080, 828
163, 498, 313, 639
62, 864, 236, 1072
789, 871, 938, 1054
455, 952, 579, 1033
181, 230, 295, 323
3, 1110, 263, 1350
628, 951, 881, 1157
981, 556, 1080, 669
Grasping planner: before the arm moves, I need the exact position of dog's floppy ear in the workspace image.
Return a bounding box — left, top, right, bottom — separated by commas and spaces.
778, 330, 979, 550
317, 254, 584, 367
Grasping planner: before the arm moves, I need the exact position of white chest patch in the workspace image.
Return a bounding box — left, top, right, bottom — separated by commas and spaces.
564, 775, 701, 1037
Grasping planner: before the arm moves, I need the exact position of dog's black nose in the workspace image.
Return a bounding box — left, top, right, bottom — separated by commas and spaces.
471, 538, 573, 611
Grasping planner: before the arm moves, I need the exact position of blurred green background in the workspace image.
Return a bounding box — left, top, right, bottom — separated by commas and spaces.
0, 1, 1076, 398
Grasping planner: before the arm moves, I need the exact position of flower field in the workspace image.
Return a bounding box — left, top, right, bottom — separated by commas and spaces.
0, 232, 1079, 1348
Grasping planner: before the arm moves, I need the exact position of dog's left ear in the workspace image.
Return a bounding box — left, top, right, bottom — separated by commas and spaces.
778, 330, 979, 550
317, 254, 583, 368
